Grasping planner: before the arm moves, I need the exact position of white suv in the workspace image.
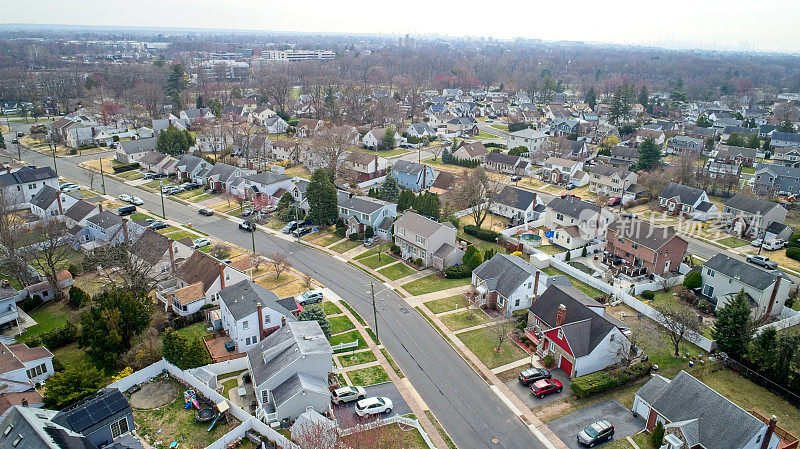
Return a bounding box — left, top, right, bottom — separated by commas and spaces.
355, 397, 393, 416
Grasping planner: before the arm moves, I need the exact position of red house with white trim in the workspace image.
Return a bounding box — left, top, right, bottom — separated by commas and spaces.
526, 284, 630, 378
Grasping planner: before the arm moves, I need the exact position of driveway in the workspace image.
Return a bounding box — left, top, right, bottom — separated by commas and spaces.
332, 381, 412, 428
547, 399, 645, 449
506, 368, 571, 409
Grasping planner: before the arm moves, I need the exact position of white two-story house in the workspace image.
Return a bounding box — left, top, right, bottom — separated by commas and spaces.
219, 279, 296, 352
472, 253, 545, 314
393, 212, 462, 269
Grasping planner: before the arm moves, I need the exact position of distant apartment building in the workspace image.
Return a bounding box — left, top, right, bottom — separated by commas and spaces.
260, 50, 335, 61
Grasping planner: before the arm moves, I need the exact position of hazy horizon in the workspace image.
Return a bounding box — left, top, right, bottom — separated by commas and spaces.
2, 0, 799, 54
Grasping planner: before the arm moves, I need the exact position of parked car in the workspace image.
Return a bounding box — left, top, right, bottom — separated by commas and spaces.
60, 183, 80, 192
296, 289, 324, 305
198, 208, 214, 216
750, 238, 763, 247
763, 239, 787, 251
192, 237, 211, 248
577, 420, 614, 447
242, 208, 253, 217
607, 197, 621, 206
355, 397, 392, 417
148, 220, 168, 230
282, 221, 299, 234
331, 386, 366, 404
510, 175, 522, 182
620, 212, 637, 219
118, 194, 133, 203
239, 220, 256, 232
564, 183, 577, 190
262, 205, 278, 213
115, 205, 137, 216
130, 196, 143, 205
363, 237, 374, 247
142, 172, 156, 179
10, 139, 18, 144
16, 132, 23, 138
530, 378, 562, 398
560, 194, 580, 199
292, 226, 312, 238
746, 254, 778, 269
518, 368, 551, 385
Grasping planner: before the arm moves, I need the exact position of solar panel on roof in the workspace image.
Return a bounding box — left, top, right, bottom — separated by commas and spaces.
106, 393, 128, 413
67, 409, 93, 432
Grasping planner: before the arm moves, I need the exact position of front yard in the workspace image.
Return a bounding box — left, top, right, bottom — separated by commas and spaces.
718, 236, 749, 248
424, 295, 465, 314
377, 262, 417, 280
457, 326, 528, 369
358, 254, 397, 270
329, 315, 356, 335
330, 239, 362, 253
346, 365, 390, 386
401, 274, 471, 296
337, 349, 377, 368
439, 309, 492, 331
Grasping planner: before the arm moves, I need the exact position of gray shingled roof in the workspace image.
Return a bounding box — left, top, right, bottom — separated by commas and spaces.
659, 182, 704, 205
392, 160, 427, 175
607, 217, 684, 251
219, 279, 295, 321
486, 152, 522, 166
473, 253, 537, 299
546, 196, 600, 219
724, 193, 780, 216
118, 137, 156, 155
643, 371, 765, 449
635, 374, 670, 405
52, 388, 131, 437
339, 195, 392, 215
495, 186, 537, 210
246, 321, 332, 388
30, 185, 60, 210
703, 254, 781, 291
0, 406, 95, 449
0, 167, 57, 186
393, 212, 452, 238
86, 210, 122, 230
272, 372, 329, 407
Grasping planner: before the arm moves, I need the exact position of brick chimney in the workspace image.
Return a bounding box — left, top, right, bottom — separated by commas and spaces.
168, 244, 176, 272
20, 398, 28, 407
56, 192, 63, 215
533, 271, 540, 298
98, 202, 103, 212
219, 264, 226, 290
764, 275, 781, 319
760, 415, 778, 449
256, 301, 265, 341
121, 218, 130, 247
555, 304, 567, 326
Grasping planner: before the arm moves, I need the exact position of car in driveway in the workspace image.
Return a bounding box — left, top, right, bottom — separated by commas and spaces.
331, 386, 366, 404
296, 289, 324, 305
59, 182, 80, 192
242, 207, 253, 217
118, 194, 133, 203
239, 220, 256, 232
607, 197, 621, 207
565, 183, 577, 190
130, 196, 143, 205
192, 237, 211, 248
763, 239, 786, 251
750, 238, 763, 247
355, 397, 392, 417
747, 254, 778, 269
282, 221, 299, 234
510, 175, 522, 182
292, 226, 312, 238
148, 220, 168, 230
198, 208, 214, 216
531, 378, 562, 398
577, 420, 614, 447
518, 368, 551, 385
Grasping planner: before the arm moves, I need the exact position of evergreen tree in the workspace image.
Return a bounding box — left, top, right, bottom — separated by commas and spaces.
462, 245, 483, 270
745, 134, 761, 149
638, 86, 649, 109
208, 98, 223, 117
441, 147, 452, 164
68, 285, 90, 308
713, 290, 752, 359
696, 115, 712, 128
162, 328, 208, 369
651, 422, 665, 448
609, 86, 630, 124
277, 191, 294, 210
379, 174, 400, 202
165, 64, 187, 109
414, 192, 440, 218
726, 133, 746, 147
0, 132, 5, 150
299, 304, 331, 339
307, 169, 338, 225
195, 95, 205, 109
397, 190, 416, 211
779, 121, 796, 133
483, 248, 496, 261
379, 127, 396, 150
636, 137, 662, 171
585, 87, 597, 111
78, 290, 153, 365
748, 326, 777, 372
156, 125, 194, 156
43, 363, 104, 408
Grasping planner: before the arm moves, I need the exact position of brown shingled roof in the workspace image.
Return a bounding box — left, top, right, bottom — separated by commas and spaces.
0, 342, 25, 374
7, 343, 53, 363
175, 251, 223, 292
171, 282, 205, 305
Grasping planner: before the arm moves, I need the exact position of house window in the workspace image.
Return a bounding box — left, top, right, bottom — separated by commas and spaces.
264, 314, 271, 323
225, 273, 230, 281
243, 320, 249, 330
262, 390, 269, 403
245, 337, 251, 345
707, 269, 714, 277
28, 183, 37, 190
110, 417, 129, 438
557, 329, 563, 339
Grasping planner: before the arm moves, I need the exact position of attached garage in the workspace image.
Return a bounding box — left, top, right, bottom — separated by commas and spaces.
558, 356, 573, 377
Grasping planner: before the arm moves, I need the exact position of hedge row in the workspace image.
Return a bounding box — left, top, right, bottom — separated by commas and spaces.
463, 224, 500, 242
112, 162, 140, 173
27, 322, 79, 350
444, 264, 472, 278
570, 361, 653, 398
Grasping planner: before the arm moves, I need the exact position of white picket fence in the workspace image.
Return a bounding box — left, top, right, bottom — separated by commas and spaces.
331, 340, 360, 351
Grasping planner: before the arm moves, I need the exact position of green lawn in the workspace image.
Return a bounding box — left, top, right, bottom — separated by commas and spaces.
489, 124, 509, 131
377, 262, 416, 280
636, 290, 675, 308
156, 226, 179, 234
718, 236, 749, 248
129, 212, 154, 221
323, 301, 342, 315
18, 301, 74, 343
440, 309, 492, 331
330, 239, 361, 253
176, 322, 209, 341
346, 365, 390, 386
603, 432, 653, 449
457, 228, 504, 255
165, 230, 201, 241
381, 348, 404, 378
425, 295, 466, 314
742, 167, 756, 175
358, 254, 396, 270
537, 245, 564, 255
541, 267, 604, 298
329, 330, 367, 353
328, 315, 356, 335
457, 326, 529, 369
337, 349, 377, 368
358, 147, 414, 157
221, 378, 239, 394
402, 274, 472, 296
310, 231, 342, 247
476, 131, 500, 139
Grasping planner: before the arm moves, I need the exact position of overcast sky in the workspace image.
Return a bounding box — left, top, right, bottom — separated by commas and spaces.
4, 0, 799, 53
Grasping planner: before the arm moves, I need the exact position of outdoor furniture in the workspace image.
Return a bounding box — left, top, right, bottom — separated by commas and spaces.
224, 341, 236, 352
238, 387, 247, 397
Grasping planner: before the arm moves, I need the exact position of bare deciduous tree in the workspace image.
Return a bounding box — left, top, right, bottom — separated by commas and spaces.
654, 302, 702, 357
310, 125, 356, 180
483, 315, 516, 353
452, 167, 503, 228
267, 252, 292, 280
26, 219, 72, 300
0, 192, 36, 286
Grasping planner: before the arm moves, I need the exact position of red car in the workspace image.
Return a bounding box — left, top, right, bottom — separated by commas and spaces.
608, 197, 621, 206
531, 378, 563, 398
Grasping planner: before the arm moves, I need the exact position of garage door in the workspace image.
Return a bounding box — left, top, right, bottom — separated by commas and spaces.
559, 356, 573, 377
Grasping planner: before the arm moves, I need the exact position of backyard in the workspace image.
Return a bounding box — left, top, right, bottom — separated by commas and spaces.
541, 267, 604, 298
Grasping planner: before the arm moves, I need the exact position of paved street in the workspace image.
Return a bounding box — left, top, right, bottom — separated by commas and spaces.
1, 121, 549, 449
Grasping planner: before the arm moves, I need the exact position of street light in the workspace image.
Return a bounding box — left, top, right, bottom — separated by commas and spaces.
159, 181, 166, 219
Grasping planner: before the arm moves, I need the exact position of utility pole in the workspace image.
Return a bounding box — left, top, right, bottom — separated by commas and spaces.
98, 157, 106, 194
370, 282, 379, 344
51, 143, 58, 177
159, 181, 166, 219
251, 221, 257, 253
294, 202, 300, 242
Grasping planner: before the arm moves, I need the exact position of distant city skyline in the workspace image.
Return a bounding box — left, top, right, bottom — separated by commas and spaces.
3, 0, 799, 53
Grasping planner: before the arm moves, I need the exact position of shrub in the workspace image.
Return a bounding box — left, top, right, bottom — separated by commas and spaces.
38, 322, 79, 349
570, 361, 653, 398
336, 228, 346, 237
348, 232, 360, 241
698, 300, 715, 314
67, 263, 82, 277
787, 247, 800, 262
20, 294, 43, 312
444, 264, 472, 278
683, 270, 702, 289
463, 224, 500, 242
415, 258, 423, 267
542, 354, 556, 368
565, 251, 571, 261
651, 422, 665, 448
68, 149, 78, 155
364, 226, 374, 239
581, 246, 587, 257
390, 244, 401, 255
68, 286, 90, 308
788, 233, 800, 249
641, 290, 655, 300
112, 162, 140, 173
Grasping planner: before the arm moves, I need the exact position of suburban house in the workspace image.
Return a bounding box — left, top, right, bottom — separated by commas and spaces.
206, 163, 249, 192
219, 279, 296, 352
753, 163, 800, 197
585, 165, 637, 197
541, 157, 583, 185
362, 127, 395, 148
701, 254, 790, 319
714, 145, 758, 167
527, 284, 630, 378
82, 211, 144, 250
453, 141, 490, 162
391, 160, 435, 191
702, 161, 742, 180
51, 388, 134, 448
343, 152, 389, 182
667, 135, 703, 154
472, 253, 545, 315
0, 284, 21, 330
633, 370, 793, 449
446, 117, 478, 136
114, 137, 157, 163
723, 193, 787, 237
229, 171, 293, 203
550, 119, 580, 136
0, 340, 53, 387
393, 212, 462, 269
605, 217, 688, 276
485, 152, 530, 176
29, 185, 78, 219
64, 200, 99, 228
506, 128, 548, 152
264, 116, 290, 134
247, 321, 333, 423
0, 166, 59, 208
130, 228, 194, 281
545, 196, 614, 246
155, 251, 250, 313
179, 107, 215, 125
658, 182, 718, 220
139, 151, 178, 174
337, 192, 397, 239
295, 119, 323, 137
489, 185, 544, 224
429, 171, 459, 196
404, 122, 435, 138
558, 140, 592, 161
609, 146, 639, 170
769, 131, 800, 148
636, 128, 666, 146
174, 154, 212, 182
771, 147, 800, 168
271, 140, 302, 163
